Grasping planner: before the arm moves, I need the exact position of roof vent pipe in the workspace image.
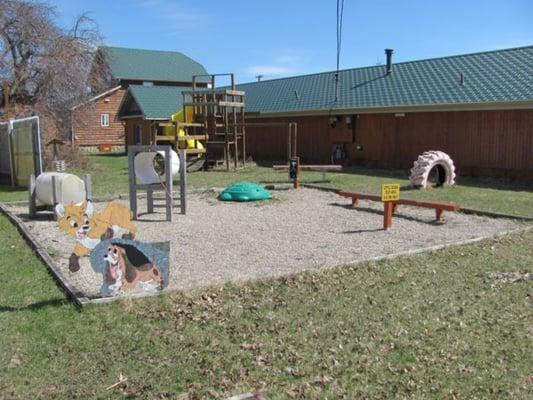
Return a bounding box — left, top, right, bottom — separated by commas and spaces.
385, 48, 394, 74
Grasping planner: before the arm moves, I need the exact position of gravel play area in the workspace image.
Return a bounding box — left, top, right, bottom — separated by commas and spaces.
5, 188, 523, 299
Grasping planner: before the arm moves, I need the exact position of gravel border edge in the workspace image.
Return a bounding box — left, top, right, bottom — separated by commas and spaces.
0, 202, 90, 307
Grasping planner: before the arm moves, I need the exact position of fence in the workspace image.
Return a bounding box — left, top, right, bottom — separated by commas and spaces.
0, 116, 42, 186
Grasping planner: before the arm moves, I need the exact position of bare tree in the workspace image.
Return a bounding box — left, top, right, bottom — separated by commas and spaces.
0, 0, 111, 166
0, 1, 109, 115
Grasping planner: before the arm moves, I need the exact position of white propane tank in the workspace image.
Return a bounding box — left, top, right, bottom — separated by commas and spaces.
35, 172, 86, 206
134, 150, 180, 184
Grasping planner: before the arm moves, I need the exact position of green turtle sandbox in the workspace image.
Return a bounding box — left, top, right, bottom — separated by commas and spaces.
219, 182, 272, 202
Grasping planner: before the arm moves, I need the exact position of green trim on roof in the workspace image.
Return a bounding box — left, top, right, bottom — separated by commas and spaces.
237, 46, 533, 114
118, 85, 185, 120
100, 46, 207, 83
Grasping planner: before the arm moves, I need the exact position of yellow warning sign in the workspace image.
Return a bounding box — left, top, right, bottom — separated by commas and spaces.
381, 183, 400, 202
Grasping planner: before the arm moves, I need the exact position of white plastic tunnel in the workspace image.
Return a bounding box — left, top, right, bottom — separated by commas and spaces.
35, 172, 86, 206
134, 150, 180, 184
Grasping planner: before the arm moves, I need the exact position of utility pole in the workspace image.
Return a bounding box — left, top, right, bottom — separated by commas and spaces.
256, 75, 264, 82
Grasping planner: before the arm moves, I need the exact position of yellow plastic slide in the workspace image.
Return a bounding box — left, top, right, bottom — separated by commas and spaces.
163, 107, 205, 153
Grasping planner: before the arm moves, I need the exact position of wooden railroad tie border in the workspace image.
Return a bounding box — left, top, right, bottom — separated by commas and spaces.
0, 202, 90, 307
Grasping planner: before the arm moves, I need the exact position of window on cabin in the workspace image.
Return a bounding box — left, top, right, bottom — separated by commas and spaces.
101, 113, 110, 127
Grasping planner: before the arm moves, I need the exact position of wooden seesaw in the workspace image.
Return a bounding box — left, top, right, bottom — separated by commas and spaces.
338, 189, 460, 230
273, 156, 343, 188
260, 123, 342, 188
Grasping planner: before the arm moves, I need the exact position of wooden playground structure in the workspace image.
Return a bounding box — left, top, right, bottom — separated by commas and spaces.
155, 73, 246, 171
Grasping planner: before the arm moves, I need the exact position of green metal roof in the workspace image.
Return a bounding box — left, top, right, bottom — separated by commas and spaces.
238, 46, 533, 114
99, 46, 207, 82
118, 85, 185, 120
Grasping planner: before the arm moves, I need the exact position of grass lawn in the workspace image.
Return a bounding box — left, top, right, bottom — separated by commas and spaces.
0, 184, 28, 203
2, 154, 532, 217
0, 213, 531, 398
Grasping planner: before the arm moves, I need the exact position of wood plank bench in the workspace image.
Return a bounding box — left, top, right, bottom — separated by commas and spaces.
273, 164, 343, 188
338, 190, 460, 229
272, 165, 343, 172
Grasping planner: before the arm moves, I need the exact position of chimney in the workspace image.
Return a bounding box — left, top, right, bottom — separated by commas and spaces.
385, 48, 394, 74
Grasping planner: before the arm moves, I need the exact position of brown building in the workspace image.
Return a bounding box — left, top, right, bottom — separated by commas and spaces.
239, 46, 533, 179
71, 46, 207, 152
117, 85, 187, 147
71, 86, 125, 151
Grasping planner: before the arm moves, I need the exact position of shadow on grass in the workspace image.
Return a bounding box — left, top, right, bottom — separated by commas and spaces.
254, 160, 533, 192
88, 153, 126, 158
0, 298, 69, 313
331, 166, 533, 192
339, 166, 409, 179
452, 176, 533, 192
0, 184, 27, 193
258, 179, 333, 185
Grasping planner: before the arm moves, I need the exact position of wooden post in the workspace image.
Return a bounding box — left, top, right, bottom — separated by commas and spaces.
289, 156, 300, 189
293, 123, 298, 158
83, 174, 92, 201
383, 201, 394, 230
128, 147, 138, 220
241, 99, 246, 167
32, 117, 43, 177
179, 149, 187, 215
287, 123, 292, 162
224, 105, 230, 171
7, 119, 15, 187
147, 188, 154, 214
51, 175, 58, 221
436, 208, 444, 222
28, 174, 36, 219
233, 102, 238, 169
51, 175, 57, 205
164, 146, 173, 221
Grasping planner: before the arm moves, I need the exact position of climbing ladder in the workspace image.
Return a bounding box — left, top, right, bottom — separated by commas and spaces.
185, 73, 246, 170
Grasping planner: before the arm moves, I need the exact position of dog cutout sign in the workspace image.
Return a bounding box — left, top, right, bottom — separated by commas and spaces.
90, 238, 170, 297
55, 201, 137, 272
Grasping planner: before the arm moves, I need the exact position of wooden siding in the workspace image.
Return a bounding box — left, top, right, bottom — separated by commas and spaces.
124, 118, 154, 147
246, 109, 533, 178
72, 89, 126, 147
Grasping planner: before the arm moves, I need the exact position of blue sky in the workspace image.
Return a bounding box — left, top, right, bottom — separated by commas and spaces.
52, 0, 532, 83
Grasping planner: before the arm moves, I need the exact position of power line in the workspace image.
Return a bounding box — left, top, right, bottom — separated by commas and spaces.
334, 0, 345, 102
